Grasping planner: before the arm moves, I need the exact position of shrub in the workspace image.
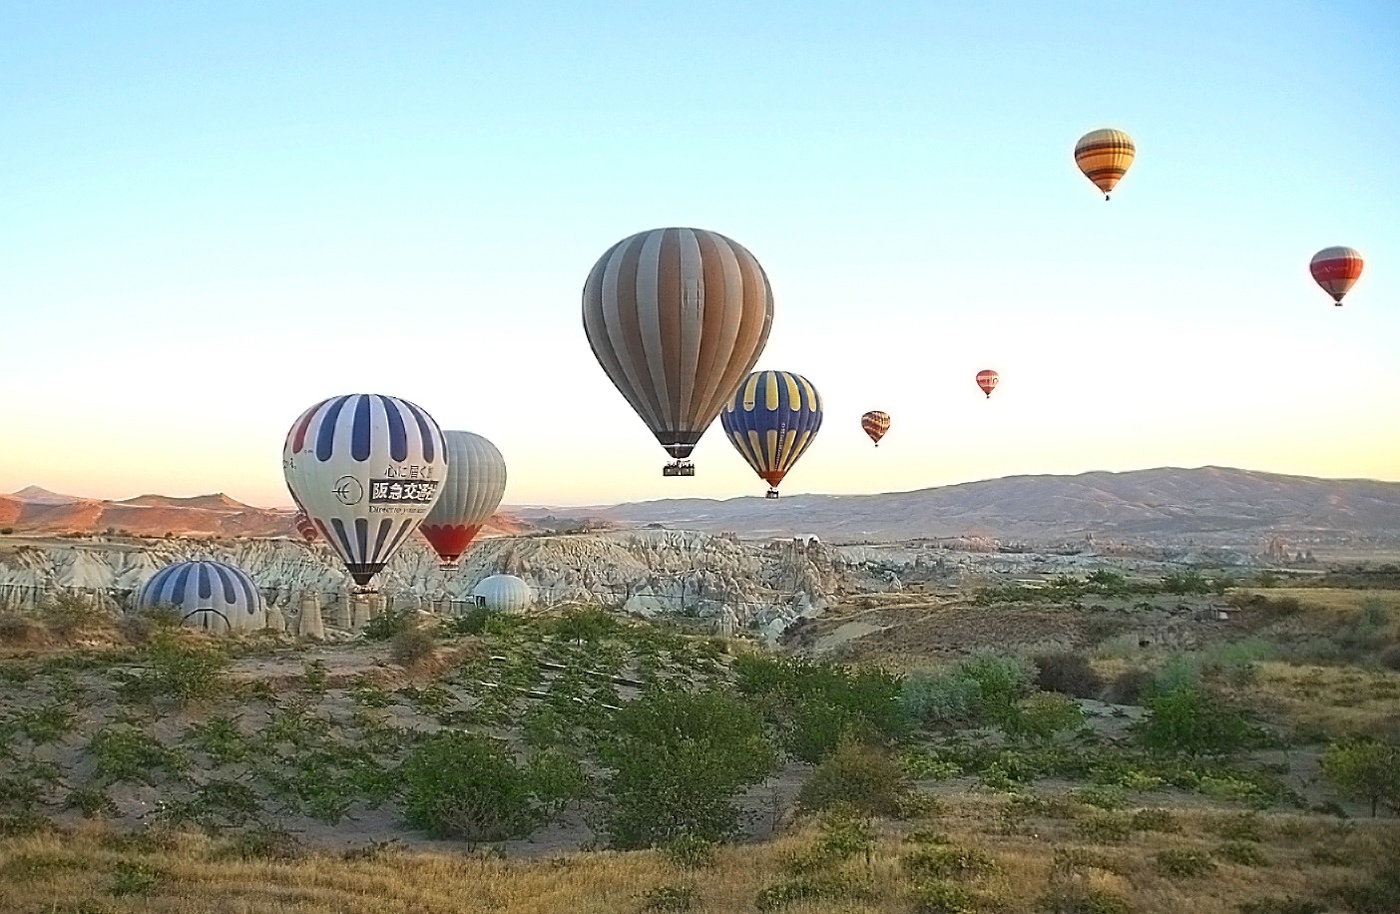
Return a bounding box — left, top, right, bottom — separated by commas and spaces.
901, 672, 982, 728
736, 655, 908, 755
398, 732, 541, 844
903, 843, 997, 880
1135, 679, 1259, 756
1378, 645, 1400, 671
1007, 692, 1086, 742
1104, 668, 1153, 705
1216, 840, 1269, 866
664, 834, 718, 870
638, 884, 695, 913
440, 606, 492, 636
389, 628, 436, 667
1319, 737, 1400, 817
597, 687, 777, 849
362, 608, 414, 640
796, 739, 911, 817
119, 633, 230, 706
1156, 848, 1216, 877
1037, 887, 1134, 914
756, 873, 871, 911
0, 613, 41, 645
1034, 652, 1104, 698
1236, 899, 1325, 914
1129, 808, 1180, 832
910, 880, 977, 914
110, 860, 164, 897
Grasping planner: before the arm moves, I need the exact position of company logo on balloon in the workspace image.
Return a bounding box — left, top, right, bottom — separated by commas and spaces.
333, 476, 365, 505
369, 479, 440, 504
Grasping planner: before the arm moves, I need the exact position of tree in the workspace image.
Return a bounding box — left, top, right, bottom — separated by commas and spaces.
1320, 738, 1400, 818
596, 686, 778, 848
398, 732, 541, 844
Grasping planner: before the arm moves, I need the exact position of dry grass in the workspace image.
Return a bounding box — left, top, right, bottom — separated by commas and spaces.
1241, 660, 1400, 739
2, 795, 1395, 914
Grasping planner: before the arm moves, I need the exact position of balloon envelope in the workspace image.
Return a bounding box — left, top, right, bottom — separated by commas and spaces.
1075, 128, 1135, 198
582, 227, 774, 461
1310, 246, 1363, 305
860, 411, 890, 446
976, 370, 999, 398
472, 574, 533, 613
293, 511, 319, 543
420, 430, 507, 565
283, 394, 446, 588
137, 559, 266, 634
721, 370, 823, 493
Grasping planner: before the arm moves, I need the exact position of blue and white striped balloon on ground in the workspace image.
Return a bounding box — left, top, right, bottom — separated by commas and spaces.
283, 394, 447, 589
136, 560, 266, 634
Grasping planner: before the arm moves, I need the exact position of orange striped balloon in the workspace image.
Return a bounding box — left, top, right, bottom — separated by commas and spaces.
1075, 128, 1135, 200
860, 411, 890, 446
976, 370, 999, 398
1310, 247, 1363, 306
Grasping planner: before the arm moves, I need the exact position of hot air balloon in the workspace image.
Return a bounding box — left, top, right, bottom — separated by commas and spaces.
721, 370, 823, 499
419, 430, 507, 567
1310, 247, 1364, 306
1075, 129, 1135, 200
283, 394, 446, 590
137, 559, 266, 634
976, 370, 999, 398
861, 411, 890, 446
583, 227, 774, 478
293, 511, 319, 544
472, 574, 533, 613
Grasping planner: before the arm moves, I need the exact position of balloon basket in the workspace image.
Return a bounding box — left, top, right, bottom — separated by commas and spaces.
350, 582, 378, 595
765, 489, 780, 500
663, 461, 696, 478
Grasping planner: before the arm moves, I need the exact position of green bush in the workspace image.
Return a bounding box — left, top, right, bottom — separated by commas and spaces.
756, 873, 871, 911
736, 655, 908, 755
903, 843, 997, 880
910, 879, 977, 914
1156, 848, 1216, 877
398, 732, 541, 844
1006, 692, 1086, 742
119, 633, 230, 706
362, 609, 414, 641
796, 739, 911, 817
1104, 668, 1154, 705
1216, 840, 1269, 866
1319, 737, 1400, 817
1135, 677, 1260, 757
597, 686, 777, 849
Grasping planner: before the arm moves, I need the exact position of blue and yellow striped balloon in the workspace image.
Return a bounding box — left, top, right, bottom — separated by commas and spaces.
720, 370, 823, 497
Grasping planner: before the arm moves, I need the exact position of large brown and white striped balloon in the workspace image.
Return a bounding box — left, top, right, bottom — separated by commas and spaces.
583, 227, 774, 460
1075, 128, 1135, 200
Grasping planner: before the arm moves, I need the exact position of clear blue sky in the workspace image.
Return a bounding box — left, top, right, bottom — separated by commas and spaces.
2, 1, 1397, 507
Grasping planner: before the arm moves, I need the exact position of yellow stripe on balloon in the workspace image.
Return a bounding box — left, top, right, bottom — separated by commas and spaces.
796, 374, 819, 412
742, 372, 761, 410
764, 429, 779, 470
745, 430, 765, 472
776, 430, 799, 471
764, 371, 780, 411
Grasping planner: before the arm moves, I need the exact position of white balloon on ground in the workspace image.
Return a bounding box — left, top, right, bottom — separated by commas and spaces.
471, 574, 533, 613
135, 560, 266, 634
283, 394, 447, 590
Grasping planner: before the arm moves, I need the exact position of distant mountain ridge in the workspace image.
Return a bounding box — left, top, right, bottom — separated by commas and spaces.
578, 466, 1400, 542
1, 487, 533, 540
